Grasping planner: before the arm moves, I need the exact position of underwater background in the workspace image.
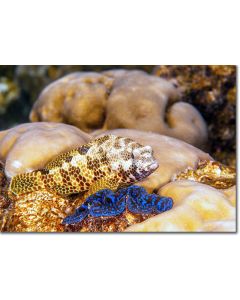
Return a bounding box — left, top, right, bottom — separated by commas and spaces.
0, 67, 237, 232
0, 65, 236, 167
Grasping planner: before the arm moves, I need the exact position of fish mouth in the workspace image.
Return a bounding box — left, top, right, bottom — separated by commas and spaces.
146, 161, 159, 172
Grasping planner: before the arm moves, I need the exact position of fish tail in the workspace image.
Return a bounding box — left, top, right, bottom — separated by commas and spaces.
9, 170, 47, 195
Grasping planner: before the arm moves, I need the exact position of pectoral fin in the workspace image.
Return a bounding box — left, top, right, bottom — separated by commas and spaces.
75, 174, 120, 207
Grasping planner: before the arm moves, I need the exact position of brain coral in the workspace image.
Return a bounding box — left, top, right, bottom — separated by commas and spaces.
0, 122, 91, 178
30, 70, 208, 148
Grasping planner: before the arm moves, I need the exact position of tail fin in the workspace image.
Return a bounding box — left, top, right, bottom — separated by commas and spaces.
9, 170, 46, 196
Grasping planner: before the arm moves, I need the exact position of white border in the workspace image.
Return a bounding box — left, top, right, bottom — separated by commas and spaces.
0, 1, 239, 300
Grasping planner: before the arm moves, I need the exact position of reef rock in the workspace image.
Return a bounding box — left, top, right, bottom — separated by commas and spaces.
2, 190, 79, 232
30, 72, 113, 132
0, 161, 11, 231
0, 122, 91, 178
175, 160, 236, 189
0, 125, 235, 233
103, 70, 207, 148
153, 65, 236, 166
126, 180, 236, 232
30, 70, 208, 148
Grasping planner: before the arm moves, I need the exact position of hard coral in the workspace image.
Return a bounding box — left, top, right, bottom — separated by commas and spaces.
126, 180, 236, 232
175, 160, 236, 189
2, 191, 78, 232
30, 70, 208, 148
103, 70, 207, 148
0, 161, 11, 231
0, 122, 91, 178
0, 123, 235, 233
30, 72, 113, 132
153, 65, 236, 166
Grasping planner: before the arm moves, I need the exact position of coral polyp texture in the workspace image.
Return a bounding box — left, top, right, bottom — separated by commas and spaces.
30, 70, 208, 149
2, 191, 70, 232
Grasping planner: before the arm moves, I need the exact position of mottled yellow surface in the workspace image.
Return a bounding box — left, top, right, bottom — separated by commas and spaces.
126, 181, 236, 232
2, 191, 78, 232
175, 160, 236, 189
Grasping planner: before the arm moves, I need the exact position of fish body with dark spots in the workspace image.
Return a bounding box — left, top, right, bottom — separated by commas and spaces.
9, 135, 159, 202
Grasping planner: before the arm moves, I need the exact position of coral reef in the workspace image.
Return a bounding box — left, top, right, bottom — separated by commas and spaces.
103, 70, 207, 148
175, 160, 236, 189
65, 213, 145, 232
127, 180, 236, 232
0, 161, 11, 231
0, 65, 236, 233
153, 65, 236, 166
0, 77, 19, 114
0, 65, 235, 167
0, 66, 153, 130
0, 125, 236, 233
93, 129, 212, 192
0, 122, 91, 178
1, 190, 78, 232
16, 66, 154, 102
2, 184, 170, 233
0, 161, 6, 189
30, 72, 113, 132
30, 70, 208, 148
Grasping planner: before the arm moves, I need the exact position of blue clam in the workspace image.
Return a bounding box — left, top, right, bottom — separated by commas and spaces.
88, 189, 126, 217
62, 185, 173, 225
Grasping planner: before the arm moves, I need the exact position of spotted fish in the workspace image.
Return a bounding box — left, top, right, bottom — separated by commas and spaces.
9, 135, 159, 201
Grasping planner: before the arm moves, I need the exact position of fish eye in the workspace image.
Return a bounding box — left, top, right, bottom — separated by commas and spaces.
79, 145, 90, 155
